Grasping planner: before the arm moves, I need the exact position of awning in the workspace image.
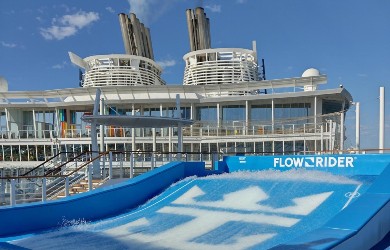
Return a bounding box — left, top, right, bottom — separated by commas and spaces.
81, 115, 193, 128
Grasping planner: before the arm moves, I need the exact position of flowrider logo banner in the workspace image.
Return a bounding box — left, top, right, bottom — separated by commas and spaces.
273, 156, 355, 168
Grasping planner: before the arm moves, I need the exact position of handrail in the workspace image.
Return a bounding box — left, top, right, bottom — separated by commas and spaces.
44, 151, 95, 176
66, 152, 108, 177
0, 152, 107, 180
21, 152, 62, 176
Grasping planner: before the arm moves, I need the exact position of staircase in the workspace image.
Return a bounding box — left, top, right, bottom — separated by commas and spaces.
55, 179, 104, 199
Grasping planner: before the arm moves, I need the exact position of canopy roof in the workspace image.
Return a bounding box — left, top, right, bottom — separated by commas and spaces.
81, 115, 193, 128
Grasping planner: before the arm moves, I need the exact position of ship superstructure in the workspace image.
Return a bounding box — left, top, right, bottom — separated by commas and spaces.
0, 8, 352, 168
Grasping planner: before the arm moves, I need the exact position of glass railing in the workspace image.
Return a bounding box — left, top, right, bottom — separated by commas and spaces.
0, 150, 220, 206
0, 130, 58, 139
96, 122, 327, 138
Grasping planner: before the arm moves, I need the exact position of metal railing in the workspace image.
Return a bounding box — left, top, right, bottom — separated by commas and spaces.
0, 130, 58, 140
0, 116, 339, 140
0, 151, 220, 207
0, 151, 107, 206
1, 148, 389, 207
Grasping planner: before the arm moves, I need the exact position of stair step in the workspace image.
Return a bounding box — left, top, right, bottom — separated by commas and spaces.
79, 180, 102, 185
53, 179, 106, 200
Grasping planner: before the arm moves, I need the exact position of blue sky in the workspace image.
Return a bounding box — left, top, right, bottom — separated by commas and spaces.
0, 0, 389, 149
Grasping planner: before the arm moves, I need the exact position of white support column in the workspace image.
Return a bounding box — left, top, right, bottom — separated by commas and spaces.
152, 128, 156, 152
177, 123, 183, 161
65, 177, 70, 197
54, 108, 60, 139
32, 109, 37, 138
176, 94, 183, 160
99, 98, 105, 153
109, 151, 113, 179
355, 102, 360, 150
190, 103, 194, 119
271, 99, 275, 133
41, 178, 46, 202
91, 89, 101, 178
190, 103, 194, 136
379, 87, 385, 153
293, 140, 296, 154
217, 103, 220, 128
132, 104, 135, 152
340, 102, 345, 151
5, 108, 10, 138
10, 179, 16, 206
140, 106, 144, 138
88, 165, 93, 191
130, 152, 134, 178
119, 153, 124, 178
66, 109, 71, 136
245, 100, 249, 136
169, 127, 172, 153
152, 128, 156, 169
320, 124, 324, 152
176, 94, 181, 118
314, 96, 317, 127
329, 120, 334, 151
91, 123, 98, 153
0, 175, 5, 205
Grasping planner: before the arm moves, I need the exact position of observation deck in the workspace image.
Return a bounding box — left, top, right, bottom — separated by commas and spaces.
183, 48, 259, 85
69, 53, 166, 87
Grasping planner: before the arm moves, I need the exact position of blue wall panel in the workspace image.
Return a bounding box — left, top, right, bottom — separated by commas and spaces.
223, 154, 390, 249
0, 161, 206, 237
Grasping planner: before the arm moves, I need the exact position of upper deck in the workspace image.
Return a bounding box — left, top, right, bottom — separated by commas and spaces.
0, 75, 351, 107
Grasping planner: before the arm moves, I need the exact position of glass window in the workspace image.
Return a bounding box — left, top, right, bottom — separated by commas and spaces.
144, 108, 160, 117
23, 111, 34, 125
4, 145, 11, 161
255, 142, 263, 154
295, 140, 305, 153
196, 106, 217, 122
183, 143, 191, 153
210, 143, 217, 153
274, 141, 283, 154
0, 110, 6, 131
12, 145, 20, 161
226, 142, 235, 153
284, 141, 294, 154
181, 107, 191, 119
236, 142, 245, 153
144, 143, 152, 152
274, 103, 311, 122
251, 104, 271, 122
135, 143, 143, 151
125, 143, 132, 152
306, 140, 315, 152
218, 142, 226, 154
264, 141, 273, 155
28, 145, 36, 161
222, 105, 245, 124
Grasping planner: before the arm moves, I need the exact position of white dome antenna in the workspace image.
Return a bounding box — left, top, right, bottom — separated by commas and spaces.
302, 68, 320, 78
301, 68, 320, 91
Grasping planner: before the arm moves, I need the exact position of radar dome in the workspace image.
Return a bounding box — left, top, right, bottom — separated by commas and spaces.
0, 76, 8, 92
302, 68, 320, 77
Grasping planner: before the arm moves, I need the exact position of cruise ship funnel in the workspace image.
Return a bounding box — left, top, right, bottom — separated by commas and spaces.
186, 7, 211, 51
118, 12, 154, 60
